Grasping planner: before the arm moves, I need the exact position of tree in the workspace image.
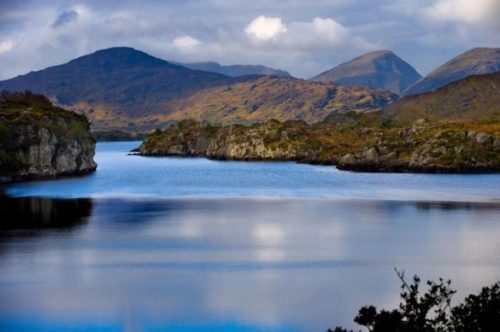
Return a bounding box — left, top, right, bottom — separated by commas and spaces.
328, 269, 500, 332
450, 282, 500, 332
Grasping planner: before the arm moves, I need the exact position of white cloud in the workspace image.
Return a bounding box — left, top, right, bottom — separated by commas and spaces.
420, 0, 500, 27
245, 16, 287, 41
244, 16, 375, 54
172, 36, 202, 50
0, 40, 14, 53
0, 0, 498, 79
280, 17, 365, 50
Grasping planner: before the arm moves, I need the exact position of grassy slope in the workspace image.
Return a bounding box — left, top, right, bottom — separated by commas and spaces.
386, 72, 500, 123
403, 47, 500, 95
0, 48, 399, 131
141, 73, 500, 171
160, 76, 398, 125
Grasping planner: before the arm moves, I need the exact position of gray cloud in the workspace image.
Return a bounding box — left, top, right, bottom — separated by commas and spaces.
0, 0, 498, 80
52, 9, 78, 28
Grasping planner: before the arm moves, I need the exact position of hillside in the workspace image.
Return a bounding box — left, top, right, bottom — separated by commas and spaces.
0, 47, 398, 131
160, 76, 398, 125
311, 50, 422, 94
140, 71, 500, 173
404, 47, 500, 95
0, 47, 237, 119
176, 61, 291, 77
386, 72, 500, 123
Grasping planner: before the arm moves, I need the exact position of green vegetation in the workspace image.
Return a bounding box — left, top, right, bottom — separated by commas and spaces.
387, 72, 500, 123
140, 71, 500, 173
329, 270, 500, 332
140, 112, 500, 172
92, 130, 145, 142
0, 91, 95, 178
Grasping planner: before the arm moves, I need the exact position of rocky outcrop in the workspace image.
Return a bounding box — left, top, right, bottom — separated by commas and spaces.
337, 120, 500, 173
139, 120, 318, 161
140, 118, 500, 173
0, 92, 97, 183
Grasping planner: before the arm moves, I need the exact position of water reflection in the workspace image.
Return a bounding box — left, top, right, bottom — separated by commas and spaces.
414, 201, 500, 211
0, 197, 499, 331
0, 194, 92, 231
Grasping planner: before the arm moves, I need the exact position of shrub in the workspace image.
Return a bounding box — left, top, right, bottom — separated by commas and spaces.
328, 269, 500, 332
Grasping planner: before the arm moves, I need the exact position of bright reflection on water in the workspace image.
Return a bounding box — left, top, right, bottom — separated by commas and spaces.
0, 142, 500, 332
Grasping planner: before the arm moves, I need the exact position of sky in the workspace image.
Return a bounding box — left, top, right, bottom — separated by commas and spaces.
0, 0, 499, 80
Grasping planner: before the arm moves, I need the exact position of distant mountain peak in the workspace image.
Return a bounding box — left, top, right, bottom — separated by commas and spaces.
403, 47, 500, 95
311, 50, 421, 94
176, 61, 292, 78
0, 46, 232, 112
65, 46, 174, 69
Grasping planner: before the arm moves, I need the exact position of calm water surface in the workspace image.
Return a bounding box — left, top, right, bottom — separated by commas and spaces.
1, 141, 500, 331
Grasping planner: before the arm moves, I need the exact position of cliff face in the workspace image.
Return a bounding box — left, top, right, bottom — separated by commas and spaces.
139, 118, 500, 173
139, 120, 317, 161
0, 92, 97, 183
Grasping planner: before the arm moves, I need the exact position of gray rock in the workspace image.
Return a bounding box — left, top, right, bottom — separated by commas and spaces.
340, 153, 355, 164
361, 147, 379, 161
1, 119, 97, 182
475, 132, 492, 145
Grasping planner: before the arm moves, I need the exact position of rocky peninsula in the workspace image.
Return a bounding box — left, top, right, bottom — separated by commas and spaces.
139, 117, 500, 173
0, 92, 97, 183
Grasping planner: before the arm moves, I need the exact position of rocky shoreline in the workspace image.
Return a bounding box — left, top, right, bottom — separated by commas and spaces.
0, 92, 97, 184
139, 119, 500, 173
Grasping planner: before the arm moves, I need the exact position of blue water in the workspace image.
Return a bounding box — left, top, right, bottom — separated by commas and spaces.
5, 141, 500, 202
1, 142, 500, 332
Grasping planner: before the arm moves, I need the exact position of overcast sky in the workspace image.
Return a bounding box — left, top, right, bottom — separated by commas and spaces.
0, 0, 498, 80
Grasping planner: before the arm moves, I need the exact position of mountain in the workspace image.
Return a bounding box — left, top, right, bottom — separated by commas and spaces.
0, 47, 397, 131
160, 76, 398, 125
138, 73, 500, 173
386, 71, 500, 122
0, 47, 236, 116
176, 61, 292, 77
310, 50, 422, 94
404, 47, 500, 95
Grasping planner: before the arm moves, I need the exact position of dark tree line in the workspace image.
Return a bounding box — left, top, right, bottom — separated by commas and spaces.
329, 269, 500, 332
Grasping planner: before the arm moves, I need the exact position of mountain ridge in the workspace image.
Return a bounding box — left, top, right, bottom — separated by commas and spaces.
311, 50, 422, 94
387, 71, 500, 122
0, 46, 237, 112
0, 47, 398, 131
175, 61, 292, 77
403, 47, 500, 95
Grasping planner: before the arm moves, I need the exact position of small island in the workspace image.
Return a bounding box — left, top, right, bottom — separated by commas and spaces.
0, 92, 97, 183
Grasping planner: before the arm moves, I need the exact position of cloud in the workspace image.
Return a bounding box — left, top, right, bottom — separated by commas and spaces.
245, 16, 287, 41
420, 0, 500, 28
281, 17, 371, 51
52, 9, 78, 28
241, 16, 375, 54
0, 40, 14, 53
172, 36, 202, 50
0, 0, 498, 79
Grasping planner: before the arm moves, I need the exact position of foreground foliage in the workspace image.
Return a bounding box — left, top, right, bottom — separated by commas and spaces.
329, 269, 500, 332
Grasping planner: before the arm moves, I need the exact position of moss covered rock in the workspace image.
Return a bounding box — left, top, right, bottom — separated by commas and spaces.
0, 92, 97, 183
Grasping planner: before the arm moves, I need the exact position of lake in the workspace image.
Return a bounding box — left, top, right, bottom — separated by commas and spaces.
1, 141, 500, 331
